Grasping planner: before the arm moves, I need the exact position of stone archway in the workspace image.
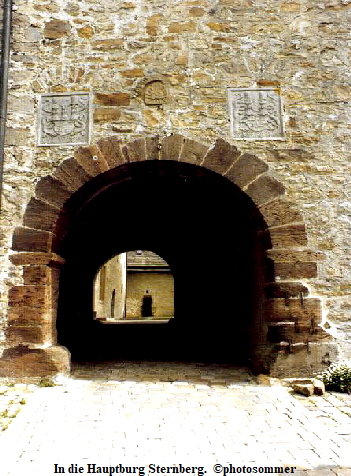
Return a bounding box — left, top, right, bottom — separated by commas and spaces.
0, 134, 337, 377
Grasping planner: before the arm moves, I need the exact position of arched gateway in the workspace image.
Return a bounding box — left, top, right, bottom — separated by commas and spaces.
0, 135, 337, 377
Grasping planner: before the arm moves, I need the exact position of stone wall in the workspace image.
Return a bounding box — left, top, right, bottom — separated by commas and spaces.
93, 254, 126, 321
0, 0, 350, 364
125, 272, 174, 319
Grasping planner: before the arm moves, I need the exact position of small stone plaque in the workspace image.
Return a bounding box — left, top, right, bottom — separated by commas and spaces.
144, 80, 167, 106
228, 88, 284, 140
38, 92, 91, 146
136, 76, 168, 106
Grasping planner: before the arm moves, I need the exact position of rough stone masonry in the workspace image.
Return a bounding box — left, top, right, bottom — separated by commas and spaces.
0, 0, 350, 377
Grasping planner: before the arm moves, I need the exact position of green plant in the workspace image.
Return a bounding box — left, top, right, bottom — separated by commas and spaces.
39, 378, 56, 388
318, 360, 351, 393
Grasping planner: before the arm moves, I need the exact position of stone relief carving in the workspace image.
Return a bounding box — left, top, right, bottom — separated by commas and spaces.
38, 93, 91, 146
137, 76, 168, 106
228, 88, 284, 140
144, 80, 167, 105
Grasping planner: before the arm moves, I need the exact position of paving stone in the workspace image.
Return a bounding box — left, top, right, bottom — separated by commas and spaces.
0, 362, 350, 475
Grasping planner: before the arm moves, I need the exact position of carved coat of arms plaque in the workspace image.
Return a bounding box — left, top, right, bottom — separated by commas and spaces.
38, 93, 91, 146
228, 88, 284, 140
144, 80, 167, 106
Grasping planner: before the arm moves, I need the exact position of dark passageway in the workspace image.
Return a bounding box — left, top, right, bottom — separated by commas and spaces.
56, 162, 269, 364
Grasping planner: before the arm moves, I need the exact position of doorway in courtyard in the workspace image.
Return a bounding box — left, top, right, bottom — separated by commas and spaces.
93, 249, 174, 322
56, 161, 270, 364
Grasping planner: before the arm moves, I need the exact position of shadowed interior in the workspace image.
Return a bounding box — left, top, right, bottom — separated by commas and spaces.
56, 161, 270, 364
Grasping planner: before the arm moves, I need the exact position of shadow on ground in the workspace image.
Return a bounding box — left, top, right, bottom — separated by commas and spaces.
70, 360, 254, 386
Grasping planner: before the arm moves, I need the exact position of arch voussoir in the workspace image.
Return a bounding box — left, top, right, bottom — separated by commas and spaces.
268, 223, 308, 248
52, 157, 91, 193
74, 145, 110, 177
273, 261, 317, 280
12, 227, 54, 253
145, 135, 161, 160
265, 282, 309, 299
122, 138, 147, 163
264, 296, 324, 344
244, 174, 285, 207
266, 249, 320, 280
23, 197, 61, 232
259, 198, 304, 228
159, 134, 184, 160
202, 137, 241, 175
225, 153, 269, 189
35, 176, 71, 210
96, 136, 128, 168
179, 138, 209, 165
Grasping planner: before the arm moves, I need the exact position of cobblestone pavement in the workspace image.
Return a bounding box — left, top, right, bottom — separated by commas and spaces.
293, 391, 351, 446
0, 382, 36, 431
0, 361, 350, 476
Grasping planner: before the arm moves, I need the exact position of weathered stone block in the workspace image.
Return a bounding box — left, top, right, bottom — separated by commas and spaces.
23, 266, 59, 287
274, 262, 317, 280
7, 324, 53, 345
269, 342, 339, 378
12, 227, 53, 253
9, 253, 65, 267
179, 139, 209, 165
313, 378, 325, 395
120, 68, 144, 78
293, 383, 314, 397
53, 158, 91, 193
145, 136, 160, 160
225, 153, 268, 188
8, 306, 53, 326
189, 7, 205, 16
0, 345, 70, 377
206, 22, 232, 33
146, 14, 163, 36
265, 298, 322, 324
259, 198, 304, 227
5, 128, 32, 146
93, 107, 121, 122
267, 322, 298, 343
8, 285, 49, 309
245, 174, 285, 206
35, 176, 71, 209
160, 134, 184, 161
269, 224, 308, 248
168, 21, 196, 33
95, 92, 131, 106
97, 136, 127, 168
202, 138, 241, 175
265, 282, 309, 299
43, 20, 71, 39
123, 138, 146, 162
92, 39, 123, 50
77, 26, 94, 39
267, 249, 324, 263
74, 145, 110, 177
23, 198, 60, 232
267, 321, 326, 344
